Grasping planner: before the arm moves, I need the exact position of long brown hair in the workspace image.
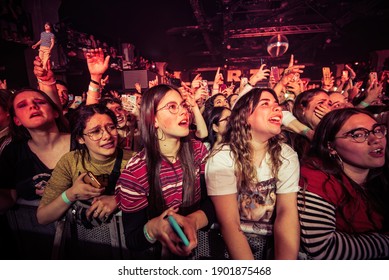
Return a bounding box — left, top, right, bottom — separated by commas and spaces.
224, 88, 284, 193
140, 84, 198, 217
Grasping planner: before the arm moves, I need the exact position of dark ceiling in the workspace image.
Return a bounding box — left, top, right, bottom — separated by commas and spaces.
59, 0, 389, 71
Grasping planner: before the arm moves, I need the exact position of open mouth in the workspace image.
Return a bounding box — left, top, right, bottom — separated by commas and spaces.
178, 119, 189, 127
116, 116, 125, 123
269, 115, 282, 125
101, 141, 115, 149
30, 112, 42, 118
369, 148, 385, 157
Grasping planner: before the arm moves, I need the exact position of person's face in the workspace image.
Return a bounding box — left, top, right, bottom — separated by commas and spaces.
106, 102, 127, 129
213, 95, 229, 108
248, 91, 282, 142
155, 90, 190, 140
304, 92, 332, 128
332, 114, 386, 173
56, 84, 69, 108
44, 24, 50, 31
330, 93, 352, 109
78, 113, 118, 161
13, 91, 58, 129
213, 109, 231, 137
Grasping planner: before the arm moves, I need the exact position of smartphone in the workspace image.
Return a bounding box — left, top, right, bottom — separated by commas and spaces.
68, 94, 74, 102
127, 94, 137, 106
322, 67, 331, 84
342, 70, 349, 80
83, 171, 102, 189
370, 72, 378, 81
167, 215, 190, 247
271, 66, 280, 82
201, 80, 208, 88
291, 73, 300, 82
74, 96, 82, 105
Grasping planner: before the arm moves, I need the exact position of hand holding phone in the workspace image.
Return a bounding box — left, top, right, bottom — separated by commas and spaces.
83, 171, 102, 189
322, 67, 331, 85
167, 215, 190, 247
271, 66, 280, 82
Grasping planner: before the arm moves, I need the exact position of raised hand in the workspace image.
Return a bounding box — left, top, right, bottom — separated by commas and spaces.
84, 48, 110, 80
135, 82, 142, 93
101, 75, 109, 88
191, 73, 202, 89
213, 67, 224, 91
249, 64, 270, 85
33, 56, 55, 82
0, 79, 6, 89
148, 76, 158, 88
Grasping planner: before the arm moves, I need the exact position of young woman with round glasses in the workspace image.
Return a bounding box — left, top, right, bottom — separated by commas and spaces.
298, 108, 389, 259
115, 84, 214, 259
37, 104, 133, 225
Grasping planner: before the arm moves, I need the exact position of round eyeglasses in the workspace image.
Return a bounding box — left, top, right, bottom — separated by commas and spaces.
156, 101, 190, 114
335, 124, 387, 143
83, 124, 118, 141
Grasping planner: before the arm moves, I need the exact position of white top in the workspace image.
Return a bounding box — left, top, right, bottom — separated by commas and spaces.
205, 143, 300, 235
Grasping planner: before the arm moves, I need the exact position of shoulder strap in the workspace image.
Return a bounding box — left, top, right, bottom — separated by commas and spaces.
107, 148, 124, 194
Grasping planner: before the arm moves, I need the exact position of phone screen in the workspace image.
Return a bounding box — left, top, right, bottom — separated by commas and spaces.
271, 67, 280, 82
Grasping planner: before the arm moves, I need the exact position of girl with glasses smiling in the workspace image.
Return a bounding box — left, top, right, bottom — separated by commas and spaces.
116, 84, 215, 259
37, 104, 134, 225
298, 108, 389, 259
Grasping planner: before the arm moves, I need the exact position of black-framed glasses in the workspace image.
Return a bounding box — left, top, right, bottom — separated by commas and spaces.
219, 116, 230, 123
156, 101, 190, 114
83, 124, 118, 141
335, 124, 387, 143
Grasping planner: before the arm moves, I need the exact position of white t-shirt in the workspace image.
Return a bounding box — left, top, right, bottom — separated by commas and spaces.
205, 143, 300, 235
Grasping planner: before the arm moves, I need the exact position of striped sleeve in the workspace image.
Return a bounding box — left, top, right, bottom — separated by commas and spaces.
298, 191, 389, 260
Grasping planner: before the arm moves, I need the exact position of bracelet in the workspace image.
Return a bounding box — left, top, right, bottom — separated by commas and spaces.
86, 91, 101, 100
90, 79, 100, 86
37, 78, 56, 86
143, 224, 157, 244
61, 191, 73, 205
301, 127, 311, 137
359, 101, 370, 108
88, 85, 101, 93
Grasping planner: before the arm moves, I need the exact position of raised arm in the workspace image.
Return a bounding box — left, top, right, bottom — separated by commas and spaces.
84, 48, 110, 105
33, 56, 61, 109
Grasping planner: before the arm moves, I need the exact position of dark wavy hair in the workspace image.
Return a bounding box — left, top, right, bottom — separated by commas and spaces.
8, 88, 69, 141
70, 103, 117, 169
224, 87, 284, 193
204, 107, 230, 149
302, 107, 388, 231
202, 93, 227, 122
140, 84, 198, 217
293, 88, 328, 129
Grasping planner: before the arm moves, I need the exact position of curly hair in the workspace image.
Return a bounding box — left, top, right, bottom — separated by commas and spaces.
224, 88, 284, 193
